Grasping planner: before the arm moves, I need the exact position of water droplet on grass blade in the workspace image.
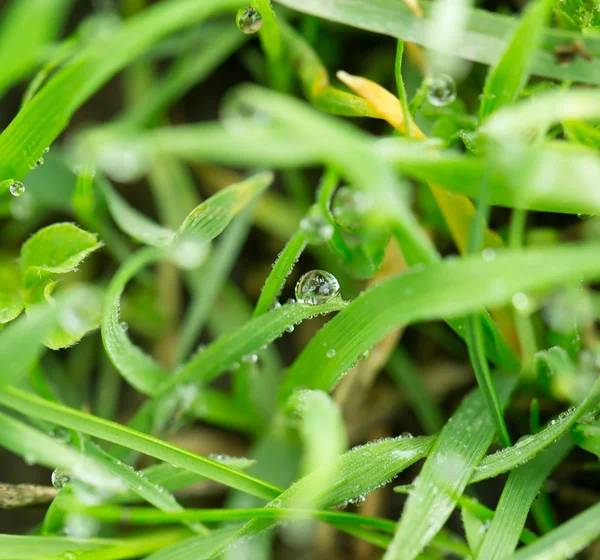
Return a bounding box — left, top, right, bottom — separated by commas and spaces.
327, 349, 336, 358
295, 270, 340, 305
300, 213, 334, 244
52, 468, 71, 489
236, 6, 263, 34
361, 349, 371, 362
481, 247, 496, 262
512, 292, 533, 315
9, 181, 25, 197
425, 73, 457, 107
66, 513, 100, 538
332, 187, 372, 231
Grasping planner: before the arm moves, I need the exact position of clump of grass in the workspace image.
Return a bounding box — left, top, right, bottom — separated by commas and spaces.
0, 0, 600, 559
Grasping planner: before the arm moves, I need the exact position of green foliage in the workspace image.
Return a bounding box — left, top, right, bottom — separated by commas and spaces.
1, 0, 600, 558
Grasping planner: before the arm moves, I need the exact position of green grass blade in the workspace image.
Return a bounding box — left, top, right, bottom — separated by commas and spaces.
466, 315, 512, 447
510, 501, 600, 560
207, 435, 436, 558
382, 376, 516, 560
281, 242, 600, 400
471, 377, 600, 482
0, 0, 71, 96
571, 422, 600, 457
0, 535, 116, 559
475, 437, 572, 559
0, 0, 242, 181
101, 247, 171, 395
275, 0, 600, 85
144, 527, 240, 560
0, 387, 283, 501
253, 230, 307, 317
479, 0, 550, 121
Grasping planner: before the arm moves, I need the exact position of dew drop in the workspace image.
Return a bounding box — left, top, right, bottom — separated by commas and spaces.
331, 187, 372, 231
49, 427, 71, 444
512, 292, 532, 315
236, 6, 263, 34
269, 300, 281, 311
360, 349, 371, 362
327, 349, 336, 358
295, 270, 340, 305
9, 181, 25, 197
44, 147, 50, 154
52, 468, 71, 489
62, 553, 77, 560
242, 353, 258, 364
31, 157, 44, 169
425, 73, 457, 107
65, 513, 100, 538
285, 325, 295, 333
300, 213, 334, 245
481, 247, 496, 262
24, 453, 36, 466
400, 432, 413, 439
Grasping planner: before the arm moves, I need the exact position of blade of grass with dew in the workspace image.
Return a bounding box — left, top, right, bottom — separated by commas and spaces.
475, 437, 572, 560
0, 411, 124, 493
143, 527, 241, 560
176, 210, 253, 363
281, 242, 600, 399
0, 386, 282, 501
479, 0, 551, 121
275, 0, 600, 85
382, 376, 516, 560
83, 442, 209, 535
510, 501, 600, 560
0, 0, 71, 97
253, 230, 307, 317
0, 0, 243, 181
471, 377, 600, 482
119, 21, 246, 129
387, 349, 444, 434
204, 434, 436, 558
112, 457, 256, 503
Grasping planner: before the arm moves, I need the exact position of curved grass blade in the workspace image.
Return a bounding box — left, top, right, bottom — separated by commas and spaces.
281, 242, 600, 400
479, 0, 551, 121
510, 501, 600, 560
382, 376, 516, 560
0, 0, 242, 181
0, 387, 283, 501
471, 376, 600, 482
475, 437, 572, 560
275, 0, 600, 85
571, 422, 600, 458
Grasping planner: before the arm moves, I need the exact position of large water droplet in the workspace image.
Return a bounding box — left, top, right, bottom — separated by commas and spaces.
52, 468, 71, 489
425, 73, 457, 107
295, 270, 340, 305
236, 6, 263, 34
9, 181, 25, 197
299, 212, 334, 245
332, 187, 371, 231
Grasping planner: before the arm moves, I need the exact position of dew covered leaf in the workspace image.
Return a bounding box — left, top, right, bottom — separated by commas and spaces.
282, 242, 600, 399
383, 376, 516, 560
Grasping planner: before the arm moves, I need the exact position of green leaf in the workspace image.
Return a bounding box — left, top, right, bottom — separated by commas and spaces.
20, 223, 102, 290
572, 422, 600, 458
0, 386, 283, 501
281, 242, 600, 400
0, 535, 113, 559
475, 437, 572, 559
0, 0, 242, 181
510, 501, 600, 560
383, 376, 516, 560
479, 0, 551, 121
0, 258, 24, 324
275, 0, 600, 85
144, 527, 240, 560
